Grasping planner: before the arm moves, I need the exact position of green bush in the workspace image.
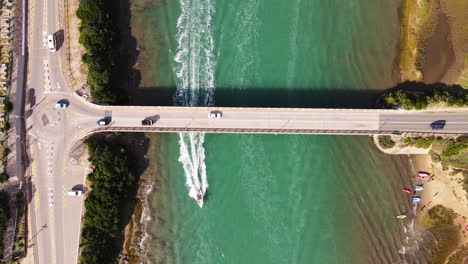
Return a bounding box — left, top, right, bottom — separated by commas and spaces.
380, 90, 416, 109
3, 122, 9, 132
77, 0, 126, 104
79, 136, 137, 264
404, 137, 435, 148
3, 102, 12, 113
378, 135, 396, 149
2, 148, 9, 158
379, 82, 468, 109
442, 140, 468, 158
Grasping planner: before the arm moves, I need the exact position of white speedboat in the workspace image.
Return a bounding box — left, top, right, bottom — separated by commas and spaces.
196, 190, 204, 208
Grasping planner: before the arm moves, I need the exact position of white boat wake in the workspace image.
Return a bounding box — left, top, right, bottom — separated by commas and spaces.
173, 0, 216, 206
178, 133, 209, 198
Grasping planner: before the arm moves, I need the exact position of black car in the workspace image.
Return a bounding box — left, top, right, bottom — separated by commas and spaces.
142, 119, 154, 126
430, 120, 446, 130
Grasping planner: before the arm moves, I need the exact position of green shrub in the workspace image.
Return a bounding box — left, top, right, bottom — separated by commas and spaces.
378, 135, 396, 149
3, 102, 12, 113
2, 148, 9, 158
404, 137, 435, 148
3, 122, 10, 132
79, 136, 138, 264
379, 82, 468, 109
442, 140, 468, 158
77, 0, 126, 104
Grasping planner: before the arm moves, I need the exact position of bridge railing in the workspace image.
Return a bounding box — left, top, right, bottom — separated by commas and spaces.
80, 126, 405, 138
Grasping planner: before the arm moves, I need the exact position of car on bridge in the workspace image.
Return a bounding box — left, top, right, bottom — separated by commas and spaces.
430, 120, 446, 130
208, 111, 222, 118
142, 119, 154, 126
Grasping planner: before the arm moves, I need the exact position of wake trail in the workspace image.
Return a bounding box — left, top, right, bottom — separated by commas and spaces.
173, 0, 215, 201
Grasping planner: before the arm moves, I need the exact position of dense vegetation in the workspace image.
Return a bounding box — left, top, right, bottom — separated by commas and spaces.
77, 0, 126, 104
378, 82, 468, 110
424, 205, 459, 264
442, 137, 468, 158
79, 135, 137, 264
404, 136, 435, 148
0, 191, 10, 258
378, 135, 395, 149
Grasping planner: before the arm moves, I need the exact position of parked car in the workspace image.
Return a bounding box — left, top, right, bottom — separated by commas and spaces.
55, 102, 68, 109
47, 34, 57, 52
208, 111, 222, 118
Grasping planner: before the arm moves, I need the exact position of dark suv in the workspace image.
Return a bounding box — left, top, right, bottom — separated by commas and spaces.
142, 119, 154, 126
430, 120, 446, 130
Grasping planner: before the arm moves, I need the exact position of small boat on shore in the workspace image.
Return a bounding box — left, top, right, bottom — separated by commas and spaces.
402, 188, 412, 194
396, 214, 407, 219
417, 171, 430, 179
196, 190, 204, 208
412, 196, 421, 202
414, 185, 424, 191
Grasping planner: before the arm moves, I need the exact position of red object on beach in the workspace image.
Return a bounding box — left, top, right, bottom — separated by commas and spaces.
402, 188, 412, 194
417, 171, 430, 179
465, 225, 468, 231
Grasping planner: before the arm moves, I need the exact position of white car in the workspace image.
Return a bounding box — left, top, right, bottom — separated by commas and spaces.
47, 34, 57, 52
208, 111, 222, 118
67, 190, 83, 196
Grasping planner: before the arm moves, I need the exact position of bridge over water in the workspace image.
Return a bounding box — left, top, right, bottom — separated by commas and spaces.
82, 105, 468, 137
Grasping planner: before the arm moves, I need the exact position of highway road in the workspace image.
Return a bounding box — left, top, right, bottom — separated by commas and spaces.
23, 0, 468, 263
26, 0, 86, 263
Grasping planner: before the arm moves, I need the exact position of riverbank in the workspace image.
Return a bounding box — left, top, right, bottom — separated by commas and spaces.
391, 0, 468, 261
413, 154, 468, 261
375, 134, 468, 262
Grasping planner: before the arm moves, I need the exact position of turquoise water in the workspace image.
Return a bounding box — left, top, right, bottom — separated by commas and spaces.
129, 0, 428, 263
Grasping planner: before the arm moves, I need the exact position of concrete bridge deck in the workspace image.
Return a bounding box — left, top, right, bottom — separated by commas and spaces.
80, 105, 468, 137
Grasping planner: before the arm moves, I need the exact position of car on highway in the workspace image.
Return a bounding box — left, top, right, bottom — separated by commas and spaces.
67, 190, 83, 196
208, 111, 222, 118
430, 120, 446, 130
55, 102, 68, 109
142, 119, 154, 126
47, 34, 57, 52
96, 119, 109, 126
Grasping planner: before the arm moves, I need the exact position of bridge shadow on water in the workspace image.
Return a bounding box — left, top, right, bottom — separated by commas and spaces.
129, 86, 386, 109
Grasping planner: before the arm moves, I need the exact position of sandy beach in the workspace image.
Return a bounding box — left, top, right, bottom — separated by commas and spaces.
412, 154, 468, 242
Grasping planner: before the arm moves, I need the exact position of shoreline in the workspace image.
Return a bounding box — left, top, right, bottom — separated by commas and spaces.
390, 0, 468, 261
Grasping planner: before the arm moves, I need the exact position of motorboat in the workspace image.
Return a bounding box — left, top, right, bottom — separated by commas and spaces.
412, 196, 421, 202
417, 171, 430, 179
196, 190, 204, 208
402, 188, 412, 194
414, 185, 424, 191
396, 214, 407, 219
